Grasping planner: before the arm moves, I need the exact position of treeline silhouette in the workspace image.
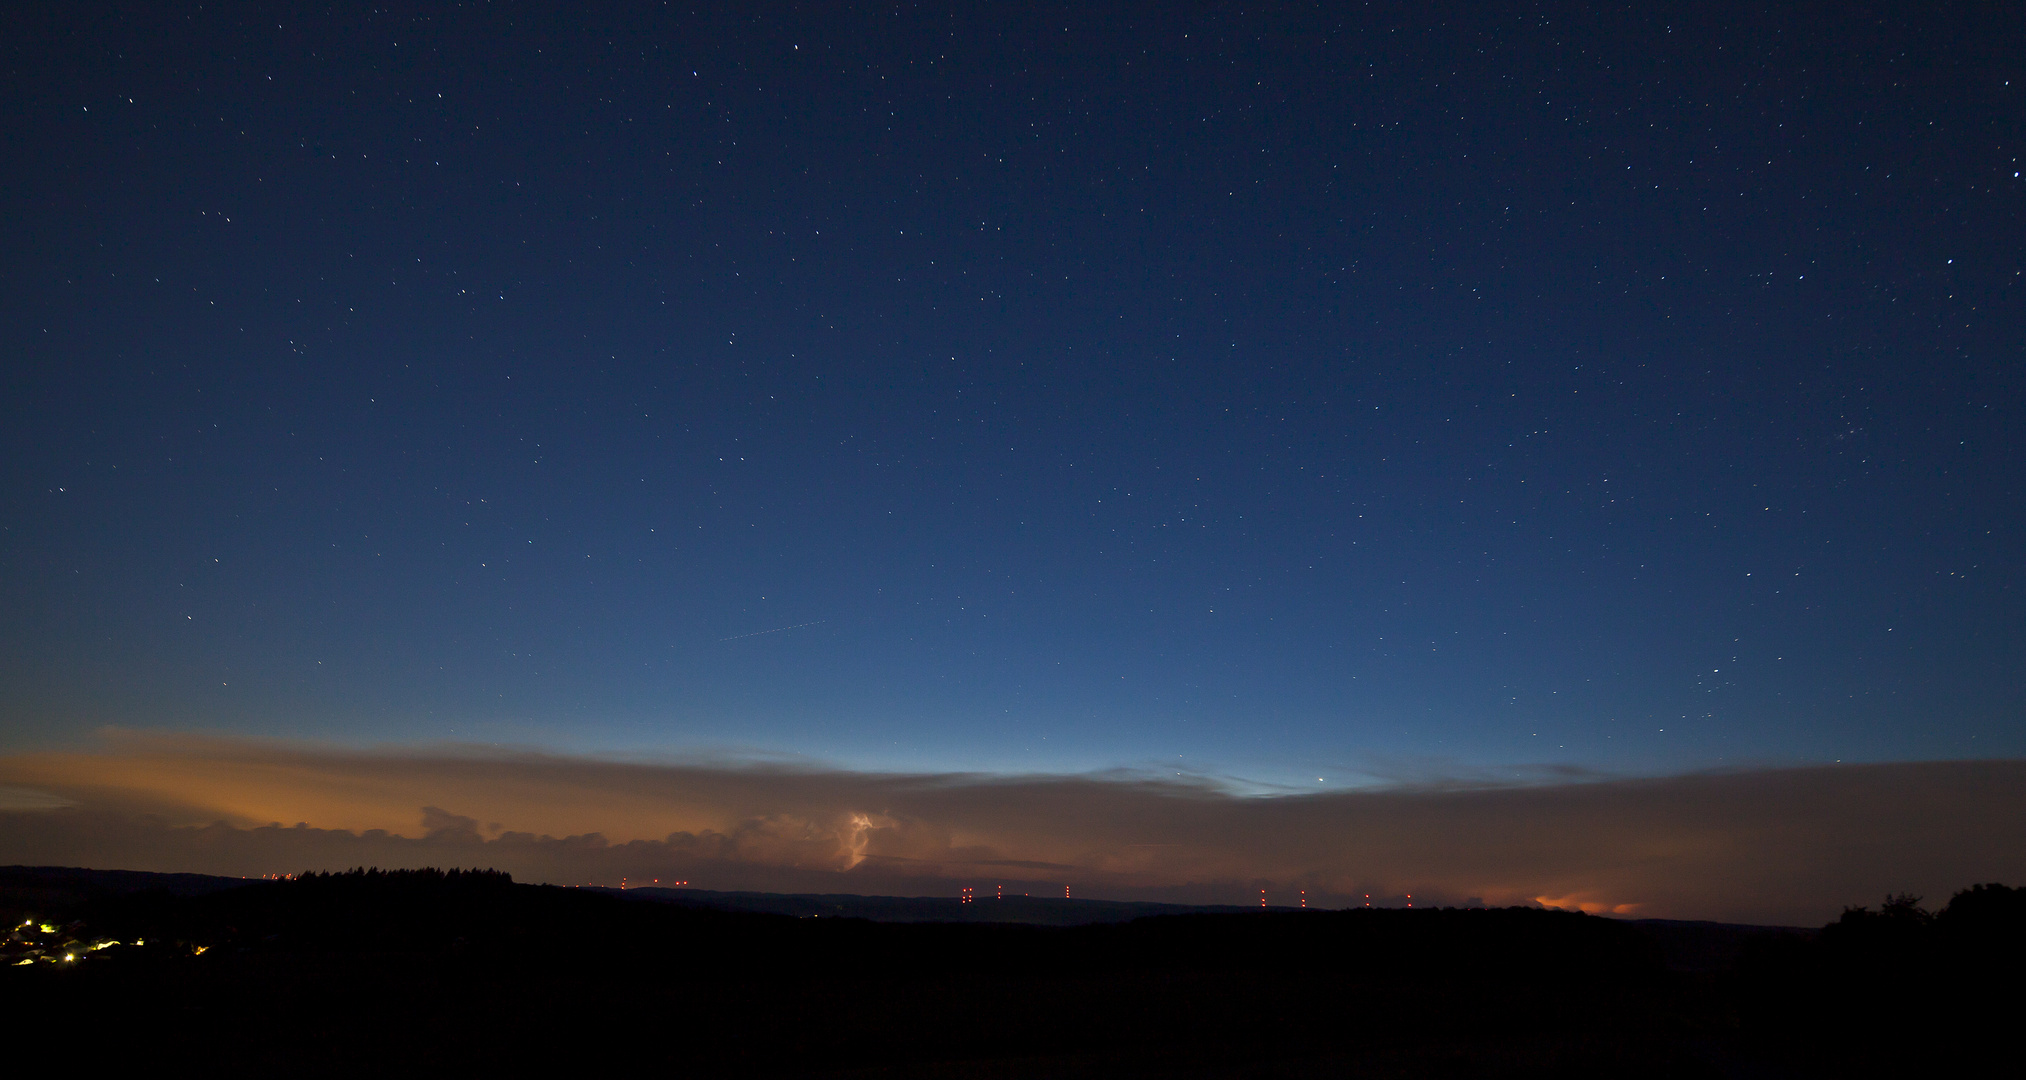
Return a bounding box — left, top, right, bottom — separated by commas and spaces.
3, 867, 2019, 1077
293, 867, 515, 888
1736, 883, 2025, 1074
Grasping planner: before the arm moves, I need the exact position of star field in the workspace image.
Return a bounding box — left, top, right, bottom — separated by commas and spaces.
2, 2, 2021, 788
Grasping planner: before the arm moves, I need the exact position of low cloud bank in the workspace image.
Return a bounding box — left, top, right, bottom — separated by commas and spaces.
2, 733, 2021, 924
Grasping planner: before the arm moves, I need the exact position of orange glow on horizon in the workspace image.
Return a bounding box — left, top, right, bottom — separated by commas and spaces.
1534, 894, 1642, 915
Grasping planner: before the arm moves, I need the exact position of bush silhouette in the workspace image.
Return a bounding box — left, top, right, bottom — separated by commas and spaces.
1740, 882, 2025, 1074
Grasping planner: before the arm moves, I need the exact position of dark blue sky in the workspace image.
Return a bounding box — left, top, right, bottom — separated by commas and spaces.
4, 2, 2021, 786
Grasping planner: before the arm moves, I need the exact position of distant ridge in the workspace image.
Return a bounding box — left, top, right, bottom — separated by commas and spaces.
605, 886, 1278, 925
0, 866, 1814, 949
1, 866, 1274, 926
0, 864, 250, 905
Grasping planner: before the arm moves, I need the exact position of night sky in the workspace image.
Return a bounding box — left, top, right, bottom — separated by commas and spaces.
3, 3, 2024, 910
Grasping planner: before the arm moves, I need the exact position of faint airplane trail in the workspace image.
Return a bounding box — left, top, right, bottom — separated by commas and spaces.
718, 620, 827, 642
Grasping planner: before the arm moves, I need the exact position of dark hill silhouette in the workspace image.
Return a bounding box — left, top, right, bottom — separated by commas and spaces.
39, 865, 1667, 982
1736, 883, 2026, 1075
612, 884, 1267, 924
2, 866, 2018, 1077
0, 863, 248, 910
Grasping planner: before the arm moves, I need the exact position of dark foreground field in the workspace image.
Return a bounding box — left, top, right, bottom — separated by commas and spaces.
3, 868, 2017, 1078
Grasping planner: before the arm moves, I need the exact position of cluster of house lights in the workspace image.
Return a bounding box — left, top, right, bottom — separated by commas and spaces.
3, 918, 156, 966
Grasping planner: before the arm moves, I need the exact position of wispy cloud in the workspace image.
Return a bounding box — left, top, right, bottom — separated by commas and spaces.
2, 732, 2021, 925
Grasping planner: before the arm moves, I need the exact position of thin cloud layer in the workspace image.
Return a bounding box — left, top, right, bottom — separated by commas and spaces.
2, 733, 2021, 925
